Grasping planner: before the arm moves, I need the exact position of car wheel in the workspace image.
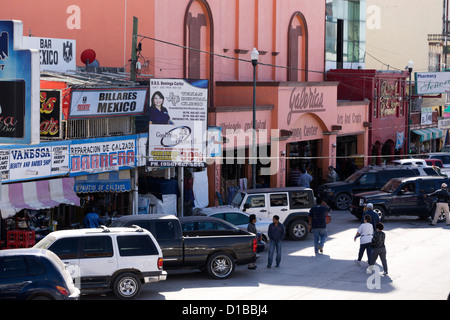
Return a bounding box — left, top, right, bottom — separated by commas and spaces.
288, 220, 308, 241
113, 273, 142, 300
334, 193, 352, 210
373, 206, 386, 222
206, 252, 235, 279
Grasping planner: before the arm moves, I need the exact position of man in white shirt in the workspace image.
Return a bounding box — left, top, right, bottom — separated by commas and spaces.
354, 215, 374, 265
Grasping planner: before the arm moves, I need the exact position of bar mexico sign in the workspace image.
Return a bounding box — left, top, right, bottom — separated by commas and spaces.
415, 72, 450, 95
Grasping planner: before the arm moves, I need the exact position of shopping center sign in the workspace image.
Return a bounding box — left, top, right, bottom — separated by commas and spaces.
0, 20, 40, 144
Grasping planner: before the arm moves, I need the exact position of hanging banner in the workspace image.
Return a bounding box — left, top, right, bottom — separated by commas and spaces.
40, 90, 62, 138
148, 79, 208, 167
395, 131, 404, 149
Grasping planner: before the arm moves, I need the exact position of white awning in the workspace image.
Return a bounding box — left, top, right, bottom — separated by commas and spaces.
0, 178, 80, 219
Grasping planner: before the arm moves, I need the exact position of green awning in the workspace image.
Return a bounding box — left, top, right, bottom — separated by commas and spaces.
412, 128, 444, 142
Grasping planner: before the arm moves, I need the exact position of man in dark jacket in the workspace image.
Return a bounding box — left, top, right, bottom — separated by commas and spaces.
267, 215, 285, 268
309, 198, 331, 255
362, 203, 379, 231
425, 183, 450, 226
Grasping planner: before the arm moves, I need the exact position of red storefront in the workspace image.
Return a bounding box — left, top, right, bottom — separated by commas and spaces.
327, 69, 410, 165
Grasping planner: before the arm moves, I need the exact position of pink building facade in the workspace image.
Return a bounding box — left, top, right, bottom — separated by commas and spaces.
1, 0, 369, 205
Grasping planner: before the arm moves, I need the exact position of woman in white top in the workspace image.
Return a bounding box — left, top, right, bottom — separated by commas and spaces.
354, 215, 374, 265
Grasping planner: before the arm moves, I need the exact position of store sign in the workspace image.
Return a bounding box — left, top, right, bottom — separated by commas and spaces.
40, 90, 62, 138
70, 138, 136, 174
438, 118, 450, 129
287, 86, 325, 125
415, 72, 450, 95
0, 20, 40, 144
23, 37, 76, 73
421, 107, 433, 125
379, 81, 400, 117
0, 144, 69, 182
148, 79, 208, 167
69, 87, 147, 118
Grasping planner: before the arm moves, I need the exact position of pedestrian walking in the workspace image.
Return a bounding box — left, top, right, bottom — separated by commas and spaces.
308, 198, 331, 255
425, 183, 450, 226
367, 222, 388, 277
267, 215, 285, 268
83, 206, 101, 228
247, 214, 257, 270
362, 203, 379, 231
354, 215, 373, 265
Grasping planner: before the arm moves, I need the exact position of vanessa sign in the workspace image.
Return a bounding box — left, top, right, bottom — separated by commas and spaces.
0, 20, 40, 144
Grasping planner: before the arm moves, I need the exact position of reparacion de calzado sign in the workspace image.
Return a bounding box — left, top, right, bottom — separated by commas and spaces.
68, 87, 147, 118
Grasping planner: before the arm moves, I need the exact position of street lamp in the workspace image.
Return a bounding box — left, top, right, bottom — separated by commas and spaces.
251, 48, 259, 189
407, 59, 414, 154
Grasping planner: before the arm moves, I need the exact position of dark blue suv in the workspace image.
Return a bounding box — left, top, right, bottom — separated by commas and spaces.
0, 249, 80, 300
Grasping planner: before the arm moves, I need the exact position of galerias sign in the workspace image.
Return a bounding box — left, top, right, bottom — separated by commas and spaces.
287, 86, 325, 125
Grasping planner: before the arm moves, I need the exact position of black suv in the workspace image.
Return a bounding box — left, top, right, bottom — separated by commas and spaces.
318, 165, 439, 210
350, 176, 450, 221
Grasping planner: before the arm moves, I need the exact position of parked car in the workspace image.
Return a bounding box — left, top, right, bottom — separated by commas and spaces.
417, 153, 450, 168
388, 159, 427, 166
109, 214, 257, 279
424, 158, 444, 168
440, 145, 450, 152
0, 248, 80, 300
223, 187, 315, 241
350, 176, 450, 221
193, 206, 271, 241
34, 226, 167, 299
179, 215, 265, 253
318, 165, 440, 210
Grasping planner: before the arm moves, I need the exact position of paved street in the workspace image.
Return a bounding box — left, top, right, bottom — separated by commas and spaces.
85, 210, 450, 300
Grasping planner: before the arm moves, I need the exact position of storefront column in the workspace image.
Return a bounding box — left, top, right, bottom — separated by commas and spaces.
272, 139, 285, 188
321, 134, 337, 181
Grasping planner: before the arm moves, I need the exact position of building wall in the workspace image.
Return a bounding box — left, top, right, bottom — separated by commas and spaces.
1, 0, 326, 83
366, 0, 442, 72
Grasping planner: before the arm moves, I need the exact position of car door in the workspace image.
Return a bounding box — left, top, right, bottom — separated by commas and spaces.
417, 180, 438, 215
77, 235, 116, 288
389, 182, 418, 215
0, 256, 32, 300
268, 193, 289, 218
151, 220, 183, 268
223, 212, 249, 230
47, 237, 81, 283
243, 194, 269, 219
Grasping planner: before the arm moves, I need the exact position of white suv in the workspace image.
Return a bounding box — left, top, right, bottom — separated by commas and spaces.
35, 226, 167, 300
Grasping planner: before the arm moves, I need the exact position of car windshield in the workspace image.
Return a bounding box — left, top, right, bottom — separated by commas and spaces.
33, 235, 56, 249
231, 192, 245, 207
345, 171, 363, 183
381, 179, 402, 193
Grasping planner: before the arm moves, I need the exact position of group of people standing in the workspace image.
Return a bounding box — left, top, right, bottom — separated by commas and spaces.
246, 199, 389, 278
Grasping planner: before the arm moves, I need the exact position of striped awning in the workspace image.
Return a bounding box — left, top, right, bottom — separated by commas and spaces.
0, 178, 80, 219
412, 128, 444, 142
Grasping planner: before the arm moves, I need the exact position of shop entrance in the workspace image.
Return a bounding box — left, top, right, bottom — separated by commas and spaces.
336, 135, 357, 180
286, 140, 321, 191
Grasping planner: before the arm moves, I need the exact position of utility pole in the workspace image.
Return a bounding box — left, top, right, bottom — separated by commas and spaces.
130, 16, 138, 81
